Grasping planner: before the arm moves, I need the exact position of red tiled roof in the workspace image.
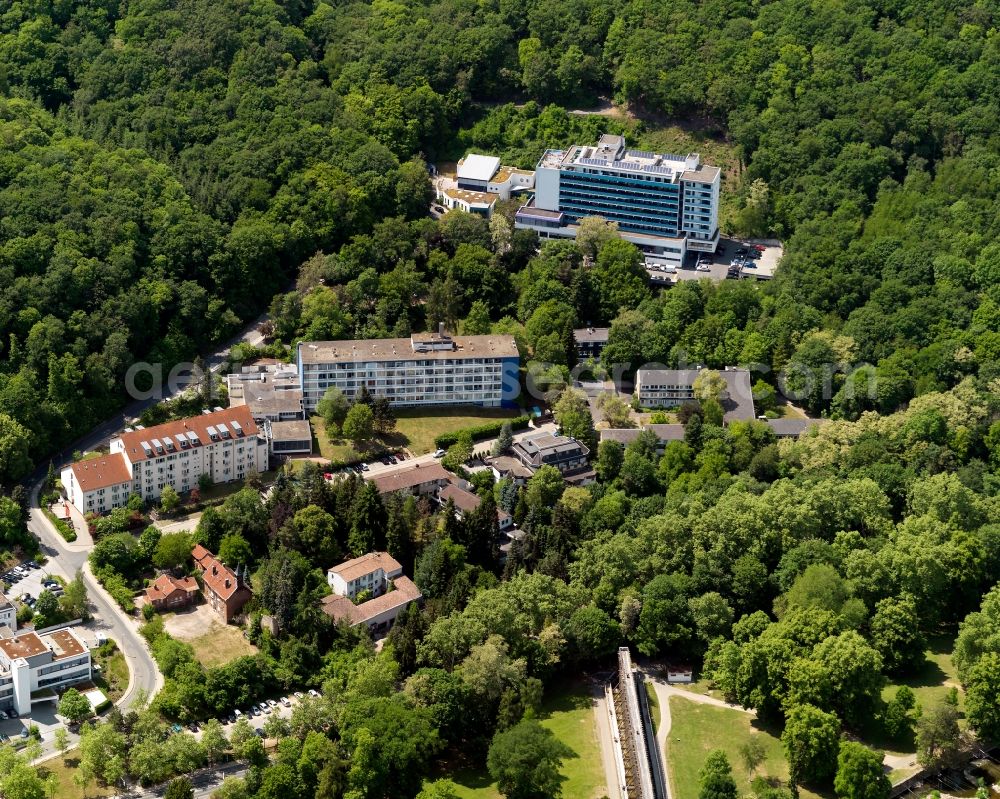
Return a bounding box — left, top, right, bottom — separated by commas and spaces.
369, 462, 451, 494
321, 576, 422, 625
191, 546, 248, 601
117, 406, 259, 464
69, 453, 132, 493
328, 552, 402, 582
145, 573, 199, 603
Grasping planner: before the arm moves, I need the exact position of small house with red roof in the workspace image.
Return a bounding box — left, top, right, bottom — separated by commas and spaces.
144, 573, 200, 612
191, 545, 252, 623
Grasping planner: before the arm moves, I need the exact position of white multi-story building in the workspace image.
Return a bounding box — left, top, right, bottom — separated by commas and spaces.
327, 552, 403, 600
61, 406, 268, 515
634, 367, 755, 423
297, 328, 520, 413
0, 627, 92, 716
0, 594, 15, 631
515, 134, 720, 267
436, 154, 535, 218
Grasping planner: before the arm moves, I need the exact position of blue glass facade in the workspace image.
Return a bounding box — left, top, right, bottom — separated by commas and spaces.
557, 168, 681, 237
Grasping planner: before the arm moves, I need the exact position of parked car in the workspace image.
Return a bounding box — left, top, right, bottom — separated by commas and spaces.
0, 710, 8, 720
294, 691, 304, 700
308, 689, 320, 698
255, 728, 266, 738
281, 697, 292, 707
188, 722, 199, 732
8, 710, 18, 718
171, 723, 183, 734
267, 699, 278, 709
360, 463, 369, 471
433, 449, 446, 458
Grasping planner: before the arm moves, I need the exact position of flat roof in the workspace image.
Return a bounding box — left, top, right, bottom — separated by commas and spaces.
268, 420, 312, 441
0, 631, 47, 660
68, 453, 133, 493
681, 164, 721, 184
444, 187, 497, 206
298, 335, 518, 365
46, 628, 86, 660
573, 327, 610, 344
457, 154, 501, 183
766, 417, 829, 436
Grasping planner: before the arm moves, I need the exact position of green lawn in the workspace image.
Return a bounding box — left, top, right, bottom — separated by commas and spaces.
860, 635, 965, 757
880, 635, 963, 712
666, 696, 824, 799
37, 750, 115, 799
310, 415, 393, 464
394, 408, 519, 454
436, 682, 606, 799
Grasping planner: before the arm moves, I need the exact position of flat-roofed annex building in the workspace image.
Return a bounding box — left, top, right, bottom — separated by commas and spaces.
61, 406, 269, 515
515, 134, 720, 267
297, 328, 520, 413
437, 154, 536, 218
0, 627, 92, 716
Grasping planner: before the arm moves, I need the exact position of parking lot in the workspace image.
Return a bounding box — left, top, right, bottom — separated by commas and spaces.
643, 237, 782, 286
2, 560, 63, 615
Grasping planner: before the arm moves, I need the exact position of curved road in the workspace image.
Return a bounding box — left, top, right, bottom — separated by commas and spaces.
28, 483, 161, 709
20, 314, 269, 712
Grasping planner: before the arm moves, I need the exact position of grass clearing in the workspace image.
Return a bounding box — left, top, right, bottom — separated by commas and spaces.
37, 750, 115, 799
861, 635, 966, 757
437, 682, 606, 799
93, 643, 129, 702
164, 606, 257, 668
394, 408, 519, 454
666, 696, 824, 799
187, 624, 256, 668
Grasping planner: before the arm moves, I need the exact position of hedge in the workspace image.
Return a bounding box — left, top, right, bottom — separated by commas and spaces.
42, 508, 77, 542
434, 415, 531, 449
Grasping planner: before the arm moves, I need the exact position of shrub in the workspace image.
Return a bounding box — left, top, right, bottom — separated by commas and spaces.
42, 508, 77, 542
434, 415, 531, 449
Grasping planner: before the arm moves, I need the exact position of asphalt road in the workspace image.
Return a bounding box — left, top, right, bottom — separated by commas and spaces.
22, 313, 270, 715
27, 483, 162, 709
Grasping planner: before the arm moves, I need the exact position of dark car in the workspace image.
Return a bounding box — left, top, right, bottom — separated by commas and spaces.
188, 722, 199, 732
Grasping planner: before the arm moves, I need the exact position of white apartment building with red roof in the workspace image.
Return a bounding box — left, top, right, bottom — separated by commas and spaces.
60, 406, 268, 515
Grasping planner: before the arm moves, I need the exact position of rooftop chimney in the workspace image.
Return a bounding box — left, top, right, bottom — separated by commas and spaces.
438, 321, 445, 338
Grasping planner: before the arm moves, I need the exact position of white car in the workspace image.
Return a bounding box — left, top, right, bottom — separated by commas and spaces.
308, 689, 320, 698
281, 697, 292, 707
696, 263, 711, 272
432, 449, 446, 458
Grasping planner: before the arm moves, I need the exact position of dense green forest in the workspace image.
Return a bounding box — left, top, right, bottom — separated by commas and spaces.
3, 0, 1000, 795
2, 0, 1000, 481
